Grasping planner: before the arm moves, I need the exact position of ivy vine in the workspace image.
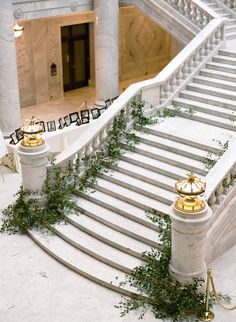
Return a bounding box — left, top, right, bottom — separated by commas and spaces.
202, 139, 229, 171
116, 210, 230, 321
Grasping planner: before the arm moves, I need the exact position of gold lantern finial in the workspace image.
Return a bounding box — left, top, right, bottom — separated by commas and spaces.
21, 116, 45, 148
174, 172, 206, 213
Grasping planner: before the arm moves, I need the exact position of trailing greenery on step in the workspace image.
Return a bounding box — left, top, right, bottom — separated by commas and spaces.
116, 210, 230, 321
0, 109, 139, 234
202, 139, 229, 171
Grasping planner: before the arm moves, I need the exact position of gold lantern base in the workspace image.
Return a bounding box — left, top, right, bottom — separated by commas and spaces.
21, 137, 45, 148
198, 311, 215, 321
174, 196, 206, 214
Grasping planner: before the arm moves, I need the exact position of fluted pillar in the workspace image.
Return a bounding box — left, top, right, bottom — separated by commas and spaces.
94, 0, 119, 106
0, 1, 21, 137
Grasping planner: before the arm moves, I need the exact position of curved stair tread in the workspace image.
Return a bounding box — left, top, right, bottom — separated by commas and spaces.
97, 169, 176, 204
92, 176, 175, 208
131, 142, 207, 175
66, 212, 160, 254
122, 150, 189, 180
174, 97, 236, 120
28, 229, 138, 296
200, 68, 236, 82
132, 129, 208, 160
206, 61, 236, 73
52, 222, 143, 273
74, 197, 160, 246
135, 123, 221, 154
78, 187, 170, 218
111, 159, 177, 192
193, 74, 236, 91
187, 82, 236, 101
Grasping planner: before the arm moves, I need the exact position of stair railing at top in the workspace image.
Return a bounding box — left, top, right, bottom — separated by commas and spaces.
48, 17, 225, 175
220, 0, 236, 10
166, 0, 220, 27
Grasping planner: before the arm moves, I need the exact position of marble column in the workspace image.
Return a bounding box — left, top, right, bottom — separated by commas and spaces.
0, 1, 21, 136
169, 204, 212, 285
94, 0, 119, 106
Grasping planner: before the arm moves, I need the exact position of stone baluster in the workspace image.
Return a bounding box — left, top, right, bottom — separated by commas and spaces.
205, 37, 211, 55
99, 127, 108, 145
185, 1, 192, 19
222, 173, 231, 193
193, 49, 199, 68
85, 141, 94, 157
208, 192, 217, 207
92, 135, 101, 152
209, 32, 215, 51
215, 182, 224, 204
197, 10, 204, 29
173, 0, 179, 10
191, 5, 198, 25
176, 67, 183, 86
179, 0, 186, 15
77, 146, 86, 175
182, 61, 189, 79
160, 84, 167, 103
169, 75, 175, 93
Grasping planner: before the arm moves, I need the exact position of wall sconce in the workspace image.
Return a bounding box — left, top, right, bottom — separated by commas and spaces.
14, 21, 24, 38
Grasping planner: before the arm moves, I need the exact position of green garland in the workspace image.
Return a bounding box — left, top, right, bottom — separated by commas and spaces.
116, 211, 230, 321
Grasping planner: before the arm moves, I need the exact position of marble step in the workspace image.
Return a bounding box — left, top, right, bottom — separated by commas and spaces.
97, 169, 176, 204
121, 150, 189, 180
92, 176, 175, 207
225, 19, 236, 27
125, 141, 208, 176
52, 221, 143, 273
220, 13, 231, 18
135, 123, 220, 153
111, 159, 177, 192
170, 106, 236, 132
180, 89, 236, 110
206, 61, 236, 74
74, 197, 160, 247
80, 181, 171, 216
173, 97, 236, 120
206, 3, 218, 8
200, 68, 236, 83
225, 24, 236, 32
29, 229, 138, 297
226, 31, 236, 40
66, 214, 158, 258
214, 8, 226, 14
213, 54, 236, 66
77, 189, 169, 228
132, 130, 212, 161
193, 75, 236, 93
186, 83, 236, 101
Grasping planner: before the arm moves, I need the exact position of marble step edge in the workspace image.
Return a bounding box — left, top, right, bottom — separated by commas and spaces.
128, 142, 207, 176
219, 49, 236, 58
79, 183, 170, 218
134, 124, 220, 154
76, 190, 164, 231
213, 54, 236, 65
52, 223, 143, 274
96, 170, 176, 205
91, 177, 174, 209
179, 88, 236, 110
186, 83, 236, 101
173, 97, 236, 120
200, 68, 236, 83
73, 198, 160, 248
226, 32, 236, 40
132, 130, 209, 161
28, 229, 139, 297
206, 61, 236, 74
121, 153, 192, 180
193, 74, 236, 92
110, 160, 176, 193
66, 212, 160, 256
172, 107, 236, 132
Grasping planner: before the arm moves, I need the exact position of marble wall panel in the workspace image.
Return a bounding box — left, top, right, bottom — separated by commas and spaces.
15, 7, 180, 107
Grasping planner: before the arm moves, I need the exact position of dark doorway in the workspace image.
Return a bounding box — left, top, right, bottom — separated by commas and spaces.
61, 23, 90, 92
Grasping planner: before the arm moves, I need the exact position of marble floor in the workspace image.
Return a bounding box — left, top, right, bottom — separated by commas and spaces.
20, 73, 156, 123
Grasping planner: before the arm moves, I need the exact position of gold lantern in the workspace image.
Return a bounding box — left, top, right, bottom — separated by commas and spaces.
21, 116, 44, 148
174, 172, 206, 213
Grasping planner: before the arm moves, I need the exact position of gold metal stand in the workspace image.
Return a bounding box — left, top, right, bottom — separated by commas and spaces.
198, 269, 215, 321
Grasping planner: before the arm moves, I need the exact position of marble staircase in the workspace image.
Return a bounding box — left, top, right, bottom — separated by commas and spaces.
29, 48, 236, 295
199, 0, 236, 39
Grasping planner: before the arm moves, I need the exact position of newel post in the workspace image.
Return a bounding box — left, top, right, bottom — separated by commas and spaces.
169, 173, 212, 284
16, 117, 50, 193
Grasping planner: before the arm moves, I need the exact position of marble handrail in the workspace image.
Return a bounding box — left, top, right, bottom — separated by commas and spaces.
49, 18, 225, 172
205, 140, 236, 207
219, 0, 236, 10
